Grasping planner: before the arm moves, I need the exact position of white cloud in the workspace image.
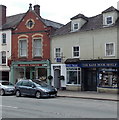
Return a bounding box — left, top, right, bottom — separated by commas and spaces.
1, 0, 119, 24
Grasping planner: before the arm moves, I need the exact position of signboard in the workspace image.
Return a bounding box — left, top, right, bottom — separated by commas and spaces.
18, 64, 42, 67
66, 62, 119, 68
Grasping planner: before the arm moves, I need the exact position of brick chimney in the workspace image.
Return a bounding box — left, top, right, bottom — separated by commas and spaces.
0, 5, 6, 25
34, 5, 40, 16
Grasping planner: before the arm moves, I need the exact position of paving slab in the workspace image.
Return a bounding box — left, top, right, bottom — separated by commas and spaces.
57, 90, 119, 101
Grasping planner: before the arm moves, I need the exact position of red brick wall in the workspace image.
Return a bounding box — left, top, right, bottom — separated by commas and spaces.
12, 11, 50, 61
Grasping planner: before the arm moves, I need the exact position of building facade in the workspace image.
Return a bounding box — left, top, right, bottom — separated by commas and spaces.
0, 4, 63, 83
0, 5, 11, 81
51, 6, 119, 93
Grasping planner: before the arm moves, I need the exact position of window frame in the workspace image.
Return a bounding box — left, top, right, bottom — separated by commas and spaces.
19, 39, 28, 57
32, 38, 42, 57
105, 16, 113, 25
73, 23, 79, 31
1, 51, 6, 64
66, 67, 81, 85
2, 33, 6, 44
105, 42, 115, 57
72, 46, 80, 58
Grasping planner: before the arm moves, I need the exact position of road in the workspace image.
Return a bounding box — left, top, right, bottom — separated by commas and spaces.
0, 95, 118, 118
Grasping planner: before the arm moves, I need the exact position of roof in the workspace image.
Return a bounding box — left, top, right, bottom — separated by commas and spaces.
71, 13, 88, 21
0, 10, 63, 30
102, 6, 119, 13
53, 6, 119, 37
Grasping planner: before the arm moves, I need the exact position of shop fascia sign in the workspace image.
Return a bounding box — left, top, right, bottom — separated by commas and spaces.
18, 64, 47, 67
66, 62, 118, 68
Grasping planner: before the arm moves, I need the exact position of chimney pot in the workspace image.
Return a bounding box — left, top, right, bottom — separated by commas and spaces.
34, 5, 40, 16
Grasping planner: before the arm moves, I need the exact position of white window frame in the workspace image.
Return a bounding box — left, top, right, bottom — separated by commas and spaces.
73, 23, 79, 31
1, 51, 6, 64
105, 42, 115, 57
2, 33, 6, 44
54, 48, 62, 58
72, 46, 80, 58
105, 16, 113, 25
33, 38, 42, 57
19, 39, 27, 57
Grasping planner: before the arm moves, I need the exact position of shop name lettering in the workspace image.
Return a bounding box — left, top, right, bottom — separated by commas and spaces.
82, 63, 117, 67
18, 64, 42, 67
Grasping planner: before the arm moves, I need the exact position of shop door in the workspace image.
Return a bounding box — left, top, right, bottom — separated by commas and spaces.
84, 69, 97, 91
54, 69, 61, 89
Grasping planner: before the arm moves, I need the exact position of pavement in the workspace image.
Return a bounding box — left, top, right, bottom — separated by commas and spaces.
57, 90, 119, 101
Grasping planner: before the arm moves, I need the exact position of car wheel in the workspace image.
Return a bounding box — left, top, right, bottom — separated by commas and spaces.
16, 90, 21, 97
35, 91, 41, 99
0, 89, 5, 96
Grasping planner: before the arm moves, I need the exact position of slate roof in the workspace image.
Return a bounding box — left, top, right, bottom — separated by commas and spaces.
0, 10, 63, 30
71, 13, 88, 21
53, 6, 119, 37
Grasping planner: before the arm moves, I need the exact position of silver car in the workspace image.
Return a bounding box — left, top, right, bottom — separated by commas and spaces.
0, 81, 15, 96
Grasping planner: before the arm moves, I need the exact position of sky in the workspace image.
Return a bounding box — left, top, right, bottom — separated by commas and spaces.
1, 0, 119, 24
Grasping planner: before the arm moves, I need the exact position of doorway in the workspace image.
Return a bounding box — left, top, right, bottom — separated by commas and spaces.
83, 68, 97, 91
54, 69, 61, 89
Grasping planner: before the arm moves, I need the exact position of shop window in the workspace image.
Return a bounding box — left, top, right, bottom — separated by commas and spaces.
67, 67, 81, 84
105, 43, 115, 56
98, 68, 118, 87
72, 46, 80, 58
2, 33, 6, 44
19, 39, 27, 57
2, 51, 6, 64
33, 39, 42, 57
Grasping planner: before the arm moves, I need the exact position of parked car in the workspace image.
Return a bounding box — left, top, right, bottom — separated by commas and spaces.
0, 81, 15, 96
15, 79, 57, 98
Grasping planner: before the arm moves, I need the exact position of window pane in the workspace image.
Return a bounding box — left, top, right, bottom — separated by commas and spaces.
2, 51, 6, 64
33, 39, 41, 56
73, 46, 79, 57
55, 48, 61, 58
19, 40, 27, 56
2, 33, 6, 44
106, 43, 114, 56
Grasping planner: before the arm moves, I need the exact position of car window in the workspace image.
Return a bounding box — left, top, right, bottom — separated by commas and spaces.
22, 81, 29, 86
2, 82, 13, 85
16, 81, 23, 86
33, 80, 48, 87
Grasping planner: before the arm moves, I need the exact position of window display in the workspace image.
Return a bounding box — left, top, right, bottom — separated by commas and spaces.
98, 68, 118, 87
67, 67, 81, 84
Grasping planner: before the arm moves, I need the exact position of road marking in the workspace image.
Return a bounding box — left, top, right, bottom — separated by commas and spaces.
0, 105, 18, 109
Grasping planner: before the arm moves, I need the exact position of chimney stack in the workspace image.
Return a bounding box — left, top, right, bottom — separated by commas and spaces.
0, 5, 6, 25
34, 5, 40, 16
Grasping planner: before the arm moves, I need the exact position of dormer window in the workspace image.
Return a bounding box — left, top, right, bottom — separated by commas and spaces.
106, 16, 113, 25
73, 23, 79, 31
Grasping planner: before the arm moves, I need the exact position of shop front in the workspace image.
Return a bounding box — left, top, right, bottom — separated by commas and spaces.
10, 60, 51, 84
65, 59, 119, 93
81, 59, 119, 93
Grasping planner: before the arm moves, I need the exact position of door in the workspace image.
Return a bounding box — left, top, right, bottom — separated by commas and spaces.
54, 69, 61, 89
83, 68, 97, 91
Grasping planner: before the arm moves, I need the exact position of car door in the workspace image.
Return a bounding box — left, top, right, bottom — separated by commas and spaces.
20, 81, 30, 95
27, 81, 36, 96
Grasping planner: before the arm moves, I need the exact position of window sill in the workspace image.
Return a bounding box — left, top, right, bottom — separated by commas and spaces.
2, 43, 7, 46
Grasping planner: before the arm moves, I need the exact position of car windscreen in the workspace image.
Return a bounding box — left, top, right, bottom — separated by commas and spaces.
33, 80, 48, 87
2, 82, 13, 85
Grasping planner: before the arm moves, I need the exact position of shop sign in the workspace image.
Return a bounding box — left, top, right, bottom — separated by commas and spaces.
66, 62, 119, 68
66, 64, 80, 67
18, 64, 42, 67
81, 63, 118, 68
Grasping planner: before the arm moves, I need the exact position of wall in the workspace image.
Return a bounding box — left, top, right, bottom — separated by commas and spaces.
51, 27, 117, 63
